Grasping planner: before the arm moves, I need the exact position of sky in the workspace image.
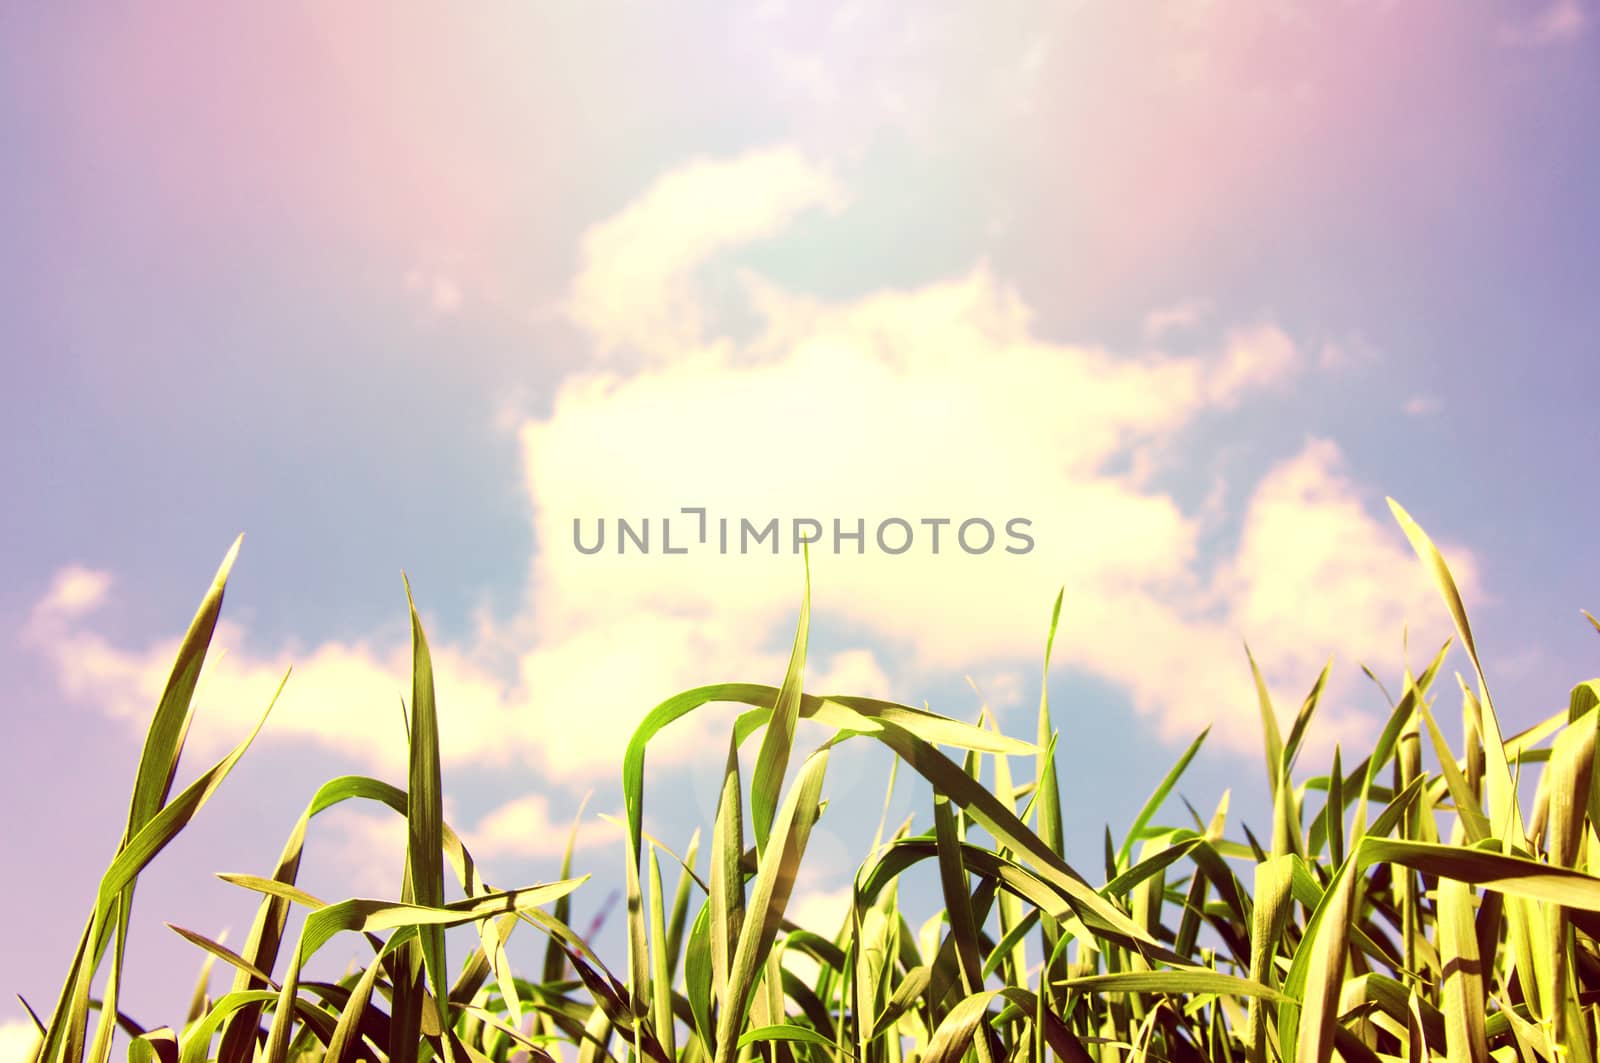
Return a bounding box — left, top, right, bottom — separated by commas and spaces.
2, 1, 1598, 1054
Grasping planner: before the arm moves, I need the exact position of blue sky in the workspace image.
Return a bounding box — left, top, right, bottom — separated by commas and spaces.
2, 1, 1597, 1049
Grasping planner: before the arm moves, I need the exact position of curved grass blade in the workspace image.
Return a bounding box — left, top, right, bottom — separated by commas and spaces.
739, 1023, 852, 1057
1359, 837, 1600, 909
922, 987, 1092, 1063
126, 1028, 177, 1063
296, 881, 588, 962
624, 684, 1033, 865
220, 772, 507, 1062
870, 722, 1178, 962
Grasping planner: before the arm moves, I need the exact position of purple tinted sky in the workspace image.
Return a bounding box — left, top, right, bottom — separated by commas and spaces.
1, 0, 1597, 1041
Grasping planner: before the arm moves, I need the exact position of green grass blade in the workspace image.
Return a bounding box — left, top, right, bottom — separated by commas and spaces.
1418, 699, 1492, 845
684, 902, 715, 1050
258, 939, 302, 1063
933, 793, 987, 1000
1118, 727, 1209, 867
401, 574, 450, 1037
713, 747, 828, 1063
1054, 970, 1290, 1000
871, 722, 1178, 962
1246, 854, 1294, 1062
38, 540, 245, 1063
542, 793, 591, 985
1387, 498, 1522, 844
647, 846, 675, 1061
167, 925, 277, 989
125, 1029, 177, 1063
665, 828, 701, 982
298, 881, 588, 963
322, 957, 383, 1063
1284, 855, 1361, 1063
125, 535, 242, 843
1246, 645, 1284, 804
751, 556, 810, 854
1436, 877, 1490, 1063
1037, 589, 1066, 859
183, 935, 219, 1027
1359, 837, 1600, 909
1327, 746, 1345, 865
97, 682, 282, 909
738, 1024, 853, 1057
1283, 661, 1332, 779
709, 733, 745, 1024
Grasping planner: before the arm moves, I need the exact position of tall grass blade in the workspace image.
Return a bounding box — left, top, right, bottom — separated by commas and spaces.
710, 734, 746, 1023
1387, 499, 1522, 843
1436, 876, 1490, 1063
402, 574, 450, 1038
752, 554, 810, 854
713, 748, 828, 1063
648, 846, 676, 1061
1247, 855, 1294, 1062
39, 538, 243, 1063
1118, 727, 1208, 867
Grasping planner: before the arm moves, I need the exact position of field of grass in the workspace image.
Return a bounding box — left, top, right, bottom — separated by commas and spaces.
19, 498, 1600, 1063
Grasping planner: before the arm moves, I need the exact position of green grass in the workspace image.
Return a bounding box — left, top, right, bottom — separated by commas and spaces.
21, 499, 1600, 1062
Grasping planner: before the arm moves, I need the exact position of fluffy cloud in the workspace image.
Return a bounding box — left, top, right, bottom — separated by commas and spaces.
466, 793, 621, 861
0, 1021, 40, 1063
25, 147, 1476, 792
1144, 298, 1212, 340
568, 147, 844, 362
317, 793, 623, 895
21, 580, 884, 783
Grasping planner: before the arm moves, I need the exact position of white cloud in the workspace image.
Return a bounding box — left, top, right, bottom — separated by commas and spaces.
778, 830, 856, 982
466, 793, 621, 861
1143, 298, 1212, 340
0, 1021, 40, 1063
568, 147, 844, 362
780, 884, 854, 984
26, 147, 1478, 793
32, 565, 112, 620
21, 588, 887, 783
319, 805, 412, 897
315, 793, 623, 896
1207, 323, 1299, 403
786, 884, 853, 938
1209, 439, 1472, 749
